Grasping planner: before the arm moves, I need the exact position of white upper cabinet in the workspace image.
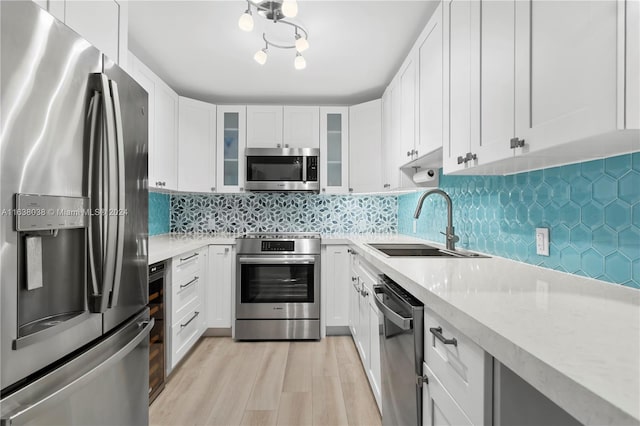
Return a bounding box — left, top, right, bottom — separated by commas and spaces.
128, 53, 177, 190
350, 99, 382, 193
400, 58, 418, 163
153, 79, 179, 190
216, 105, 246, 193
283, 106, 320, 148
178, 97, 216, 193
246, 105, 283, 148
418, 3, 444, 158
381, 88, 400, 191
443, 0, 474, 173
320, 107, 349, 194
444, 0, 638, 175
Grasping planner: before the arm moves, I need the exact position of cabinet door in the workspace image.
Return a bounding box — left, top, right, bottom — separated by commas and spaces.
216, 105, 246, 193
418, 4, 444, 158
423, 363, 473, 426
368, 302, 382, 411
514, 1, 618, 156
65, 1, 120, 63
443, 0, 475, 173
324, 246, 350, 327
381, 89, 400, 190
154, 80, 179, 190
284, 106, 320, 148
178, 97, 216, 193
320, 107, 349, 194
400, 58, 418, 163
127, 53, 156, 187
349, 99, 382, 193
473, 0, 515, 165
246, 105, 283, 148
348, 252, 359, 338
207, 245, 233, 328
357, 278, 370, 368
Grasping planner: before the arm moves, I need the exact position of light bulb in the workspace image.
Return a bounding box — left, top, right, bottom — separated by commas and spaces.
254, 48, 268, 65
295, 36, 309, 52
238, 10, 254, 32
294, 53, 306, 70
282, 0, 298, 18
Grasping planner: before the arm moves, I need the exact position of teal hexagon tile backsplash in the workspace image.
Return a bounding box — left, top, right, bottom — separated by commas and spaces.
149, 192, 170, 236
398, 153, 640, 288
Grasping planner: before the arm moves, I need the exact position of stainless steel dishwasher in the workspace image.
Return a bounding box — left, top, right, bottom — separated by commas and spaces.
374, 275, 424, 426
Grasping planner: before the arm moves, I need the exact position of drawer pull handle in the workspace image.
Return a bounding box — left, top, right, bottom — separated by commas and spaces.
181, 311, 200, 328
180, 276, 199, 289
430, 327, 458, 347
179, 253, 199, 262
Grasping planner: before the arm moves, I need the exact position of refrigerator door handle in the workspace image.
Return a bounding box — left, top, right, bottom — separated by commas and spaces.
108, 79, 125, 308
0, 318, 154, 426
86, 91, 101, 300
89, 73, 117, 313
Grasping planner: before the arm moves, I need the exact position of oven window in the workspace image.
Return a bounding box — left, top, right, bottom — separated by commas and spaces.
247, 156, 303, 181
241, 264, 314, 303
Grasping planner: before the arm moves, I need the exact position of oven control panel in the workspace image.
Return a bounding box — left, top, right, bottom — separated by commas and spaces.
261, 241, 295, 251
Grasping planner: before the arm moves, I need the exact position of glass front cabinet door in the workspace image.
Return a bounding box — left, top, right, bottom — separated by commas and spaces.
216, 105, 246, 193
320, 107, 349, 194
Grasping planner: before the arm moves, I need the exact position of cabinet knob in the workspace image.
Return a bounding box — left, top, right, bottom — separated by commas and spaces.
383, 183, 390, 189
277, 144, 281, 148
322, 188, 326, 192
211, 187, 215, 192
240, 187, 244, 192
284, 144, 289, 148
224, 247, 229, 253
349, 188, 353, 193
414, 150, 418, 157
407, 151, 412, 157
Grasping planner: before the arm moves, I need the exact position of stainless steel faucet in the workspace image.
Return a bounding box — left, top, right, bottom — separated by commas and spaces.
413, 189, 460, 251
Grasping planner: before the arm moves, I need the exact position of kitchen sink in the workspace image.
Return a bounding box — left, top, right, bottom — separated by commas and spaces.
366, 243, 488, 258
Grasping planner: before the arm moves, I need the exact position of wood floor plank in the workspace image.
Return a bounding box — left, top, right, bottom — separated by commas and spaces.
311, 337, 339, 377
246, 342, 290, 410
311, 376, 349, 426
341, 379, 382, 426
240, 410, 277, 426
204, 342, 268, 425
282, 342, 314, 392
276, 392, 313, 426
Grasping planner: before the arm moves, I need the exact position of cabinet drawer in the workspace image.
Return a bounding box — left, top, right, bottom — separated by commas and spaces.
172, 275, 201, 325
422, 363, 472, 426
171, 303, 202, 368
424, 310, 491, 425
172, 249, 203, 282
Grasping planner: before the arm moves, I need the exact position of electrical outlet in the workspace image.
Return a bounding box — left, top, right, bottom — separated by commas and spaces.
535, 227, 549, 256
413, 220, 417, 234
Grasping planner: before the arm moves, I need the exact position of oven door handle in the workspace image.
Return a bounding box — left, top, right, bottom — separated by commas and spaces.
238, 256, 316, 264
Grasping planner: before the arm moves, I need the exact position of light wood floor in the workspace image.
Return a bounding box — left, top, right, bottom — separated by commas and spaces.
150, 336, 382, 426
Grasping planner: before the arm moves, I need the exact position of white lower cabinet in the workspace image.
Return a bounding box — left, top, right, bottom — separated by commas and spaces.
206, 245, 234, 329
422, 363, 472, 426
423, 309, 492, 425
322, 246, 350, 329
348, 249, 382, 413
169, 248, 207, 371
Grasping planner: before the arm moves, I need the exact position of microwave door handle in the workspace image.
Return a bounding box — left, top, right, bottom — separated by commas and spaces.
108, 79, 125, 308
302, 156, 307, 182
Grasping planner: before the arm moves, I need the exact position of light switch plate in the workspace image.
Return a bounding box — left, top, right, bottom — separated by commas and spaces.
535, 227, 549, 256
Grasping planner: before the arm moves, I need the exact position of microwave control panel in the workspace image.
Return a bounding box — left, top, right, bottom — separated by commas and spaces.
307, 157, 318, 182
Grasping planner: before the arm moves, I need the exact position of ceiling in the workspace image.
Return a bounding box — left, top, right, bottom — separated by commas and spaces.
128, 1, 439, 105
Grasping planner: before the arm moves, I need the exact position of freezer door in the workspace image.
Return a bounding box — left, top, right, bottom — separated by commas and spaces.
101, 58, 149, 333
0, 1, 104, 390
0, 310, 152, 426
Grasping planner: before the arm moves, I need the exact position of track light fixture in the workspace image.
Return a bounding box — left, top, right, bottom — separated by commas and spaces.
238, 0, 309, 70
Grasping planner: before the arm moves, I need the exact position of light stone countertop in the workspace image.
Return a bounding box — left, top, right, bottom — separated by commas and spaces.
148, 232, 639, 424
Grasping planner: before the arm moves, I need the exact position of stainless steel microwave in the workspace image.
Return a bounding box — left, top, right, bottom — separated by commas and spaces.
245, 147, 319, 192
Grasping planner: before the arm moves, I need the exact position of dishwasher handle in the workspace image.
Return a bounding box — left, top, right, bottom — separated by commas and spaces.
373, 285, 413, 331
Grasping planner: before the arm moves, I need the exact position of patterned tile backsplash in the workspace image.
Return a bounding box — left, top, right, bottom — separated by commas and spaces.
149, 192, 170, 236
170, 193, 398, 234
398, 153, 640, 289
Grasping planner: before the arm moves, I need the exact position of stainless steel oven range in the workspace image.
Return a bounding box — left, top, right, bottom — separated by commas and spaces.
235, 233, 320, 340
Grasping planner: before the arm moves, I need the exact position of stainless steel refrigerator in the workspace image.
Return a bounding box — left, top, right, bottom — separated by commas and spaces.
1, 2, 151, 424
